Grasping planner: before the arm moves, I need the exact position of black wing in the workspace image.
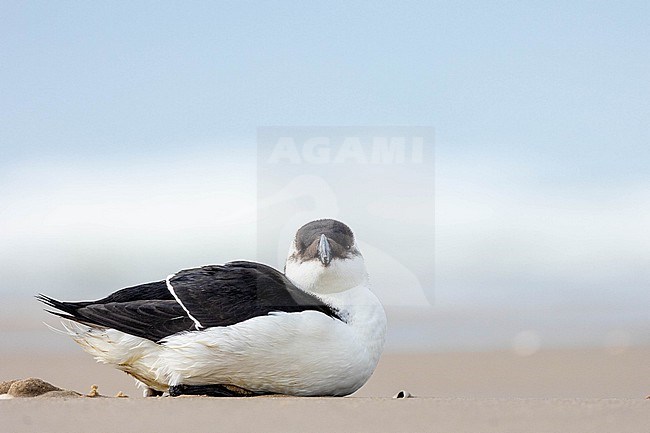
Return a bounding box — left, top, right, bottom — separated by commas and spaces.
168, 261, 341, 329
38, 261, 341, 343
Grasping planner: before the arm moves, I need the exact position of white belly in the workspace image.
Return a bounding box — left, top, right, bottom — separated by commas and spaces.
72, 305, 386, 396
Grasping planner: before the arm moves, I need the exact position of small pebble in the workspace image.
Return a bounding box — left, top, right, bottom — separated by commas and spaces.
87, 384, 100, 397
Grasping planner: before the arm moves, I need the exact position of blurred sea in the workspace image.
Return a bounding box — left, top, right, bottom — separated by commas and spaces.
2, 297, 648, 355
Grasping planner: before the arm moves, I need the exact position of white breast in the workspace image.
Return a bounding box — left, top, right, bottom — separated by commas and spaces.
67, 284, 386, 396
156, 284, 387, 395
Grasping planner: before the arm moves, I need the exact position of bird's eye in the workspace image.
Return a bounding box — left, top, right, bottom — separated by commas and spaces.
346, 245, 351, 249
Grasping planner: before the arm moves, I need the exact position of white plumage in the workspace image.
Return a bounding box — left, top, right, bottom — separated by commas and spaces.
43, 219, 387, 396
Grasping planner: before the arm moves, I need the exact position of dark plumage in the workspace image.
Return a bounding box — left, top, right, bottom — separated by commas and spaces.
293, 219, 360, 263
38, 261, 342, 343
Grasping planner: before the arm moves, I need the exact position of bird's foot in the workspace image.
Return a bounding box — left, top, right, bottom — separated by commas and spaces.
169, 384, 267, 397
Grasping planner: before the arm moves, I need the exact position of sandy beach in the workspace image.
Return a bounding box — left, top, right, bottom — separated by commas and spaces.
2, 396, 648, 433
2, 347, 648, 432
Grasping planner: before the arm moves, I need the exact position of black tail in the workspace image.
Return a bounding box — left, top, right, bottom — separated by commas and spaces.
36, 294, 88, 323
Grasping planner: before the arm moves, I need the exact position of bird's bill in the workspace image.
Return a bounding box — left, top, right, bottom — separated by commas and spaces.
318, 234, 332, 266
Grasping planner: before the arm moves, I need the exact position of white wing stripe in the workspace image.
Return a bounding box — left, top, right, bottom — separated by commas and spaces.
166, 274, 203, 330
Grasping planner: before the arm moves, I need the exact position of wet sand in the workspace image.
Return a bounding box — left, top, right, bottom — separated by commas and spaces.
1, 348, 649, 432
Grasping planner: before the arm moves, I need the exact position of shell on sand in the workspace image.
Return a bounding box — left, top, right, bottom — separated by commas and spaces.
6, 378, 61, 397
0, 378, 127, 399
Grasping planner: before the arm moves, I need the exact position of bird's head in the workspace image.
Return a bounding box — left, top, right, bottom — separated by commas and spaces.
285, 219, 368, 294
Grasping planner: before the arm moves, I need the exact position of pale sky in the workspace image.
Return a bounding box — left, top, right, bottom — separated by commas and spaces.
1, 1, 649, 316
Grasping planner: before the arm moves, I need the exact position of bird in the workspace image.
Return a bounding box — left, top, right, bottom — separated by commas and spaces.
37, 219, 387, 397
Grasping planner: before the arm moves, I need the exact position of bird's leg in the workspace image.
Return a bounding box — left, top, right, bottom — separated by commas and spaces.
169, 384, 268, 397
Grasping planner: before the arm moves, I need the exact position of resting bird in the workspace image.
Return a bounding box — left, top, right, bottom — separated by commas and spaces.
38, 219, 387, 397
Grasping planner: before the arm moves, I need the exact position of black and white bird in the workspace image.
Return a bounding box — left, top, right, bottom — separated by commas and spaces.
38, 219, 387, 397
